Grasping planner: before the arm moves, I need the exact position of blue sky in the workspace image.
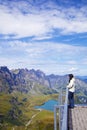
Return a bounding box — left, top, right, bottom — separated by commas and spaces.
0, 0, 87, 75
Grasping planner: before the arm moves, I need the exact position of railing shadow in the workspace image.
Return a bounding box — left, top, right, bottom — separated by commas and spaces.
68, 108, 73, 130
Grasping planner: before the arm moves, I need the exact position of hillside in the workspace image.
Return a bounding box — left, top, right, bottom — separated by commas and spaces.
0, 66, 87, 95
0, 66, 87, 130
0, 66, 54, 95
0, 66, 87, 96
0, 92, 57, 130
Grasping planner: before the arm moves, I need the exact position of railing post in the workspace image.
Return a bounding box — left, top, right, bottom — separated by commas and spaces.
54, 87, 68, 130
59, 88, 63, 130
54, 106, 57, 130
61, 87, 68, 130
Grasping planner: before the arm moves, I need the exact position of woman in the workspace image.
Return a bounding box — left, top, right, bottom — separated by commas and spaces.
67, 74, 75, 108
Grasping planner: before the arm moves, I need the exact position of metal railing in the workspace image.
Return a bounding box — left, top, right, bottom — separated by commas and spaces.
54, 87, 68, 130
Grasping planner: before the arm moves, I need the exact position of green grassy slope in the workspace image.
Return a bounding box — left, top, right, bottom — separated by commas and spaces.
0, 92, 58, 130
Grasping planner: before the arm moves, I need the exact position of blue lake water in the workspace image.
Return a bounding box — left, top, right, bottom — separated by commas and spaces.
35, 100, 58, 111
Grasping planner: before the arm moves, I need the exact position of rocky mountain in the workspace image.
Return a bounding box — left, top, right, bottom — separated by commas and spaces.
0, 66, 15, 93
0, 66, 54, 94
1, 66, 87, 129
0, 66, 87, 97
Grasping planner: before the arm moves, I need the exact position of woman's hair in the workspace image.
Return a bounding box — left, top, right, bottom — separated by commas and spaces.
69, 74, 74, 82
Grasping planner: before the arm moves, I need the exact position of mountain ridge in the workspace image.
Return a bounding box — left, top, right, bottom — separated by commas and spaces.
0, 66, 87, 96
1, 66, 87, 128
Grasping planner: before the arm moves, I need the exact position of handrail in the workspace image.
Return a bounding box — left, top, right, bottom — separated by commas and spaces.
54, 87, 68, 130
61, 87, 68, 130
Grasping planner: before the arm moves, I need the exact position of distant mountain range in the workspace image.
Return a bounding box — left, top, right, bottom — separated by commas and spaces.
76, 76, 87, 83
0, 66, 87, 97
0, 66, 87, 129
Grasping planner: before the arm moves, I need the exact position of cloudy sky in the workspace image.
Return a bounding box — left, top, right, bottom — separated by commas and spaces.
0, 0, 87, 75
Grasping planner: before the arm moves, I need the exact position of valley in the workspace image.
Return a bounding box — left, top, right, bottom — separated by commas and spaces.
0, 66, 87, 130
0, 92, 58, 130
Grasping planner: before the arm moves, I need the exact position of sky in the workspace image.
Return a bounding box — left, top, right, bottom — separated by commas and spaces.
0, 0, 87, 76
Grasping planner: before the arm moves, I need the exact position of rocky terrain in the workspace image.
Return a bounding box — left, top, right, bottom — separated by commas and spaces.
0, 66, 87, 130
0, 66, 87, 96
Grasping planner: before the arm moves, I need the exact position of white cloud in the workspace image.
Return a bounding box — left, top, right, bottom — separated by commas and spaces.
57, 66, 79, 75
81, 57, 87, 65
0, 3, 87, 38
0, 40, 87, 75
0, 1, 87, 75
68, 67, 79, 72
0, 57, 17, 68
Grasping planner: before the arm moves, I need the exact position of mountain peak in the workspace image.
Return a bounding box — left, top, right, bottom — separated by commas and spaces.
0, 66, 10, 73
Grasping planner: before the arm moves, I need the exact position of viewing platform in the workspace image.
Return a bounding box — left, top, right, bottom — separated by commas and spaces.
68, 105, 87, 130
54, 88, 87, 130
